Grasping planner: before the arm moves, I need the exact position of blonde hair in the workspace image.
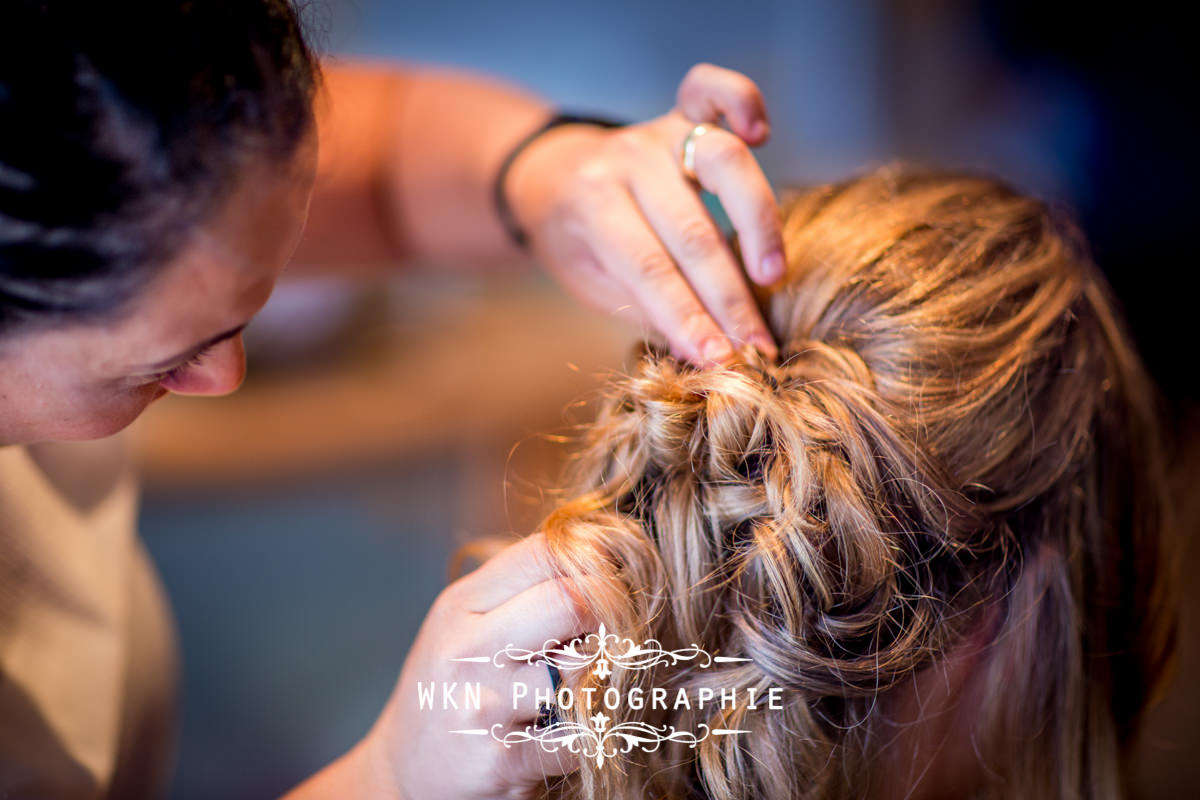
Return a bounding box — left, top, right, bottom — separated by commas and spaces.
534, 164, 1176, 799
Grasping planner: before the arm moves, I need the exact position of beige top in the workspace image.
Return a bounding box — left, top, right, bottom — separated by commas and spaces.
0, 436, 178, 799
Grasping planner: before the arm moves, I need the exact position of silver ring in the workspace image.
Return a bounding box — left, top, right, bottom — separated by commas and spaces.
680, 123, 713, 183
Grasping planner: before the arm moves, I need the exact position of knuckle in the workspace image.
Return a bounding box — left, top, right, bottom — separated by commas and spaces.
681, 62, 707, 86
707, 132, 750, 169
754, 204, 783, 241
687, 61, 718, 82
729, 70, 761, 100
430, 584, 460, 619
678, 218, 724, 260
439, 574, 474, 607
681, 309, 718, 344
610, 127, 651, 158
717, 291, 751, 321
633, 249, 677, 283
573, 158, 619, 194
679, 62, 720, 101
727, 306, 766, 342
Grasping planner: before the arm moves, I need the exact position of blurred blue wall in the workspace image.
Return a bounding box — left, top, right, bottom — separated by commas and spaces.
318, 0, 890, 184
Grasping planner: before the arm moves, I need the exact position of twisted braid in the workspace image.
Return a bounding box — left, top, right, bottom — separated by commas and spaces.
534, 165, 1173, 800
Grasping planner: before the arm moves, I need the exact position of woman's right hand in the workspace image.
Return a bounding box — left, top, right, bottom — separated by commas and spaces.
361, 533, 597, 800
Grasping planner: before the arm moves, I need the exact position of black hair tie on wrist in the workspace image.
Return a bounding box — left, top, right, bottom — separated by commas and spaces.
492, 112, 627, 250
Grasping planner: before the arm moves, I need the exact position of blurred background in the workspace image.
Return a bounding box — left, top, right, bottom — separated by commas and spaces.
130, 1, 1199, 796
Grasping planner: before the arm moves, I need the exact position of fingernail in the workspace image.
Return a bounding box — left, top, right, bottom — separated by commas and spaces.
701, 337, 733, 365
749, 120, 769, 141
760, 251, 786, 282
751, 334, 778, 360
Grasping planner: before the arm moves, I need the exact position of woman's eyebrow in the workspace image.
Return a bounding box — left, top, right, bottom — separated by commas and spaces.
144, 324, 247, 371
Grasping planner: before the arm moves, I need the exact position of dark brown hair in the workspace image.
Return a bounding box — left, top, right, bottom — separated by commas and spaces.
0, 0, 320, 333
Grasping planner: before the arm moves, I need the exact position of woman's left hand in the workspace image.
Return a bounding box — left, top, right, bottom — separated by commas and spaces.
503, 63, 784, 367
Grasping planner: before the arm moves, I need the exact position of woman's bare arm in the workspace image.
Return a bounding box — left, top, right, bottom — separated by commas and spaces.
292, 62, 549, 270
291, 59, 786, 367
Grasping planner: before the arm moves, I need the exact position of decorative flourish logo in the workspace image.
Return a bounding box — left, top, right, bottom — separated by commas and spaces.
495, 719, 733, 769
446, 623, 775, 767
488, 622, 747, 680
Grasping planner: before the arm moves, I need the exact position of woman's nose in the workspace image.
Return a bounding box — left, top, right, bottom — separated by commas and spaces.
160, 335, 247, 396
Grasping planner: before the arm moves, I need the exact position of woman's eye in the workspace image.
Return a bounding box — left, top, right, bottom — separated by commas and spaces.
152, 343, 218, 384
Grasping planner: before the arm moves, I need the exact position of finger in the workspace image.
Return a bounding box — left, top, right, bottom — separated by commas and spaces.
488, 727, 579, 786
583, 184, 733, 366
504, 661, 563, 724
628, 153, 778, 359
683, 124, 787, 286
676, 63, 770, 145
484, 576, 600, 655
506, 731, 581, 780
453, 532, 555, 613
495, 660, 583, 782
442, 652, 563, 734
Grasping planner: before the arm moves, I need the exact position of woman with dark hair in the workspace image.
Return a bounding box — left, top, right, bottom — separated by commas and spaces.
0, 1, 788, 797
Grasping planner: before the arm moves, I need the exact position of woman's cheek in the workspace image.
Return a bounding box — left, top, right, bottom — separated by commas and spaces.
57, 383, 166, 441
